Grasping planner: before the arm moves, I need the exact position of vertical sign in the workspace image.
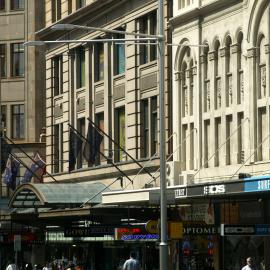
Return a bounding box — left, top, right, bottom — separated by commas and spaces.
14, 235, 21, 251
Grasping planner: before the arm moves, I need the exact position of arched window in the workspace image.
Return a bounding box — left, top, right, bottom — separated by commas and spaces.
225, 36, 232, 106
214, 40, 221, 109
237, 32, 244, 104
203, 45, 209, 112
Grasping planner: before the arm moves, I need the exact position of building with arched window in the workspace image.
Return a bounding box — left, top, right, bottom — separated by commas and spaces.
171, 0, 270, 269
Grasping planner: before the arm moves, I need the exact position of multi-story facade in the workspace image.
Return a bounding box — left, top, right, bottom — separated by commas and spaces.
170, 0, 270, 269
0, 0, 45, 267
7, 0, 172, 269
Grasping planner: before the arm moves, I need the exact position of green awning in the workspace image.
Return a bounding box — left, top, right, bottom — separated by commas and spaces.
9, 182, 110, 208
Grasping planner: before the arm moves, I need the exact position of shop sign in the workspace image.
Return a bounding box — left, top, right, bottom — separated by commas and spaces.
183, 225, 219, 235
64, 226, 115, 237
115, 227, 158, 241
254, 225, 270, 235
221, 224, 255, 236
174, 187, 187, 198
203, 184, 225, 195
145, 220, 158, 234
244, 178, 270, 192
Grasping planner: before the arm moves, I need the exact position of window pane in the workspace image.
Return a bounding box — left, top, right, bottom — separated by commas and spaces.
0, 44, 6, 77
11, 0, 24, 10
11, 43, 24, 77
96, 113, 105, 164
141, 100, 149, 158
77, 47, 85, 88
12, 104, 24, 139
95, 43, 104, 82
114, 34, 125, 75
53, 55, 63, 96
1, 105, 6, 135
151, 97, 158, 155
0, 0, 5, 10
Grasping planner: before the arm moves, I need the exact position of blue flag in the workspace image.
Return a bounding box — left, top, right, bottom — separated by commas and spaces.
22, 153, 46, 183
2, 155, 20, 190
83, 122, 103, 164
69, 128, 83, 172
1, 138, 12, 174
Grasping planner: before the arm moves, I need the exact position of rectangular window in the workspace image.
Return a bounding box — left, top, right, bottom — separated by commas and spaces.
53, 123, 63, 173
68, 0, 72, 14
96, 113, 104, 164
76, 118, 85, 169
12, 104, 24, 139
115, 107, 125, 162
141, 96, 158, 158
1, 105, 7, 135
0, 0, 5, 11
11, 43, 24, 77
51, 0, 61, 22
114, 33, 125, 75
52, 55, 63, 96
76, 47, 85, 89
139, 11, 157, 65
76, 0, 85, 9
10, 0, 24, 10
95, 43, 104, 82
0, 44, 7, 78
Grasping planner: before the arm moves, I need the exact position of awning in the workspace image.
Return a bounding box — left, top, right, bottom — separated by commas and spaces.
9, 182, 110, 208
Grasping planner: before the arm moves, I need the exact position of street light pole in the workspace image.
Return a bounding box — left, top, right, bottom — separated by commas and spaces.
157, 0, 168, 270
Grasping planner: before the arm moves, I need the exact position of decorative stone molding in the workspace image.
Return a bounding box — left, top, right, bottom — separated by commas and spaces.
192, 66, 197, 75
231, 44, 239, 54
265, 44, 270, 54
247, 48, 257, 58
174, 71, 180, 81
200, 54, 206, 64
186, 69, 191, 78
220, 48, 226, 57
208, 51, 216, 61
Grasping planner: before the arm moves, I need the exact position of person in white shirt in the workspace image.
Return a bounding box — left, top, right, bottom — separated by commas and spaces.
5, 262, 19, 270
122, 251, 141, 270
241, 257, 258, 270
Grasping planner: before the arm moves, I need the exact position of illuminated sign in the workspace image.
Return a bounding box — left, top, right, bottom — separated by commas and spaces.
204, 184, 225, 195
115, 227, 158, 241
145, 220, 158, 234
174, 188, 187, 198
64, 226, 114, 237
245, 178, 270, 192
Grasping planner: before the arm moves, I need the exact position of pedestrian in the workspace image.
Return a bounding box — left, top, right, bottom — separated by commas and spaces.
25, 263, 33, 270
122, 251, 141, 270
42, 262, 52, 270
241, 257, 258, 270
5, 260, 19, 270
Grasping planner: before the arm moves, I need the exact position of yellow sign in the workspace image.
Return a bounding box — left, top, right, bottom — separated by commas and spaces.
169, 222, 183, 239
145, 220, 158, 234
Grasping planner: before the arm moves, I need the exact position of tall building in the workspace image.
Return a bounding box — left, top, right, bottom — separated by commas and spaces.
170, 0, 270, 268
0, 0, 45, 267
8, 0, 173, 268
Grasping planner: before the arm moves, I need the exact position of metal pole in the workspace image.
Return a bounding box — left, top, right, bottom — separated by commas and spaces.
158, 0, 168, 270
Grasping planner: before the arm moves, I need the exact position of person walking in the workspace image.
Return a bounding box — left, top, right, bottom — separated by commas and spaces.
122, 251, 141, 270
241, 257, 258, 270
5, 260, 19, 270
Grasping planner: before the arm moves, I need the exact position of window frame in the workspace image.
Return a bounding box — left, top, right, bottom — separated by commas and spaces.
115, 107, 125, 162
0, 0, 5, 11
10, 0, 24, 11
11, 43, 24, 77
11, 104, 24, 139
94, 43, 104, 82
0, 44, 7, 78
52, 55, 63, 96
114, 33, 125, 76
76, 47, 85, 89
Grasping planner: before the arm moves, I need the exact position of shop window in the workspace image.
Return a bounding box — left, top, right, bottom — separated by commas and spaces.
76, 118, 85, 169
141, 96, 158, 158
76, 47, 85, 89
94, 43, 104, 82
115, 107, 125, 162
11, 104, 24, 139
10, 0, 24, 10
52, 55, 63, 96
114, 33, 125, 75
95, 113, 105, 164
0, 0, 5, 11
53, 123, 63, 173
139, 11, 157, 65
11, 43, 24, 77
51, 0, 61, 22
0, 44, 6, 78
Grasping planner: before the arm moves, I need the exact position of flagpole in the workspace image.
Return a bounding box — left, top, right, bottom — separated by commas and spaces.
68, 124, 134, 185
4, 135, 59, 183
87, 118, 156, 181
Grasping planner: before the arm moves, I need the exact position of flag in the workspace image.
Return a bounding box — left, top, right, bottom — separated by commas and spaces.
69, 128, 83, 172
1, 138, 12, 174
22, 153, 46, 183
83, 122, 103, 164
2, 155, 20, 190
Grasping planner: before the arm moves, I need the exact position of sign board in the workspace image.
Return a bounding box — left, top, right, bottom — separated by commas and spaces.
64, 226, 115, 237
244, 178, 270, 192
14, 235, 21, 252
221, 224, 270, 236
